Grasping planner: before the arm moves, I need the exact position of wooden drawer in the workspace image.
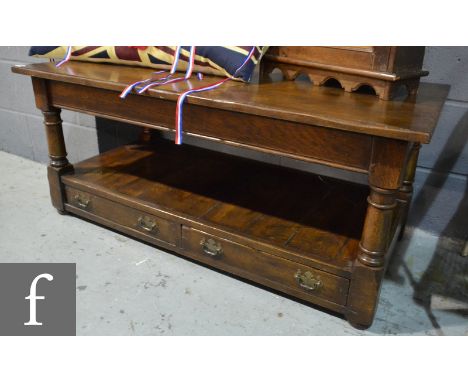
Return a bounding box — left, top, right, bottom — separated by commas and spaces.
65, 186, 179, 246
181, 226, 349, 306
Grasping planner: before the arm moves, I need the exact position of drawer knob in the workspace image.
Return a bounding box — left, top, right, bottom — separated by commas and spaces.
295, 270, 322, 291
74, 194, 90, 209
137, 216, 159, 233
200, 238, 223, 258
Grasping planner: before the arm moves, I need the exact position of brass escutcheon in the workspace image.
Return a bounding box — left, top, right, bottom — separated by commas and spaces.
74, 194, 90, 209
294, 270, 322, 291
137, 216, 159, 233
200, 237, 223, 258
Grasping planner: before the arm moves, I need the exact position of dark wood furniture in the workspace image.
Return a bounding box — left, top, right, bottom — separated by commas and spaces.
12, 61, 448, 328
261, 46, 428, 100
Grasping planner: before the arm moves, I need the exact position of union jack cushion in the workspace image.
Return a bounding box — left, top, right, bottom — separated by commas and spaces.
29, 46, 268, 82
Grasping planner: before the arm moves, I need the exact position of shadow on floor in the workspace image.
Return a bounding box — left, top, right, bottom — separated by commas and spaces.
386, 108, 468, 335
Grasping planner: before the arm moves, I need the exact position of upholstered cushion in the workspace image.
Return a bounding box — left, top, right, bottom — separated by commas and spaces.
29, 46, 268, 82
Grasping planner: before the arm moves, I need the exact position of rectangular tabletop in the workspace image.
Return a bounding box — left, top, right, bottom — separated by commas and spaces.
13, 62, 448, 144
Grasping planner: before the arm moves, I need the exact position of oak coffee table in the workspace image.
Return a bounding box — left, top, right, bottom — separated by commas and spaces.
12, 61, 448, 328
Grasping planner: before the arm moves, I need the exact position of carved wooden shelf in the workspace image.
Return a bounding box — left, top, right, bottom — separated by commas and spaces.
261, 46, 429, 100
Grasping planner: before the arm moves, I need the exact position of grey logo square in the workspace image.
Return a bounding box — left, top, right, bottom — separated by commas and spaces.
0, 263, 76, 335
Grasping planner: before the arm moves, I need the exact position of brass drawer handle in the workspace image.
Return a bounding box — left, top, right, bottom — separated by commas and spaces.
74, 194, 90, 209
200, 238, 223, 258
295, 270, 322, 291
137, 216, 159, 233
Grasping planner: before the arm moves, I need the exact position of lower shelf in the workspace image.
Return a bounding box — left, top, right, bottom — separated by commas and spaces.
61, 140, 370, 310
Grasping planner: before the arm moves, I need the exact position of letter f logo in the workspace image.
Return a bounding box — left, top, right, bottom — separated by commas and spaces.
24, 273, 54, 326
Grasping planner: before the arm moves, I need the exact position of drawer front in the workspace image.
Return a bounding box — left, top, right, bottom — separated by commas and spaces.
181, 227, 349, 306
65, 187, 179, 246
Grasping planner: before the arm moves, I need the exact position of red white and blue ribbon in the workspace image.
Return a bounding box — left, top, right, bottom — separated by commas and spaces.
174, 77, 229, 144
55, 46, 72, 67
137, 46, 196, 94
185, 46, 196, 79
170, 46, 182, 74
120, 46, 183, 98
174, 47, 256, 144
119, 71, 164, 99
56, 45, 257, 146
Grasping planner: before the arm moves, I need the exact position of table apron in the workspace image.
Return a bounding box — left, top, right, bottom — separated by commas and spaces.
47, 79, 373, 173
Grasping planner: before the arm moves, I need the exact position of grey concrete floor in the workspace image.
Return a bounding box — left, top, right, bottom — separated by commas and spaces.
0, 150, 467, 335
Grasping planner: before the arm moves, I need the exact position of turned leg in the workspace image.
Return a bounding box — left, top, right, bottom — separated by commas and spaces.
346, 186, 398, 328
32, 77, 73, 213
43, 108, 69, 168
346, 138, 410, 328
397, 143, 421, 239
43, 107, 74, 213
